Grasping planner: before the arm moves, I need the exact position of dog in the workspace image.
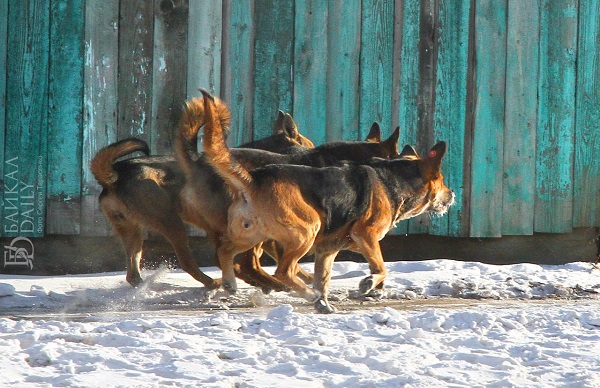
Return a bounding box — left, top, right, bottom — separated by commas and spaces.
199, 90, 455, 313
175, 95, 401, 293
91, 103, 314, 289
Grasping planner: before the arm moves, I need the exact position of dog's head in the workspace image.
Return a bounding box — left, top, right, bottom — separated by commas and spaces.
416, 142, 455, 216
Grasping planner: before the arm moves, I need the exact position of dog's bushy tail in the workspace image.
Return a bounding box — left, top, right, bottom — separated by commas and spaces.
90, 138, 149, 188
175, 94, 231, 176
200, 90, 253, 193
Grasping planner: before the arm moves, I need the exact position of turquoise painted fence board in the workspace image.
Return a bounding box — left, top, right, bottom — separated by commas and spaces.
222, 0, 254, 147
81, 0, 119, 236
359, 0, 395, 139
4, 0, 50, 237
151, 0, 189, 155
470, 0, 506, 238
325, 0, 361, 142
187, 0, 222, 98
253, 0, 294, 140
430, 0, 470, 237
293, 0, 328, 145
502, 0, 539, 235
117, 1, 154, 142
0, 0, 7, 233
574, 0, 600, 227
394, 0, 420, 235
47, 0, 84, 235
535, 0, 577, 233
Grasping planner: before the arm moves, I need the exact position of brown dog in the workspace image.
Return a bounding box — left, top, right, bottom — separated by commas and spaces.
200, 90, 455, 313
175, 95, 401, 293
91, 103, 314, 289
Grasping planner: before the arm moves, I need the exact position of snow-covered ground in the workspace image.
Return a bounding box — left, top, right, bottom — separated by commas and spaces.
1, 259, 600, 387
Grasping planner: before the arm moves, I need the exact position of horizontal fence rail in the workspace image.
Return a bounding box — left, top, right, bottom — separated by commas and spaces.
0, 0, 599, 238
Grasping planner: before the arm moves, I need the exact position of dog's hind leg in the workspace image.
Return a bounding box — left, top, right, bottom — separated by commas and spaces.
156, 219, 221, 290
273, 242, 319, 302
234, 247, 291, 293
312, 250, 340, 314
111, 218, 145, 287
261, 240, 314, 287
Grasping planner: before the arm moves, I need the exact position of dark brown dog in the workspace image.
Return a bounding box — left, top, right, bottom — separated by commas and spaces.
200, 90, 455, 313
91, 102, 314, 289
175, 95, 401, 293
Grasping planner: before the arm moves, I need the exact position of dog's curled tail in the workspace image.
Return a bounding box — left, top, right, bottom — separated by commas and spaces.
90, 138, 150, 188
175, 94, 231, 176
200, 89, 253, 194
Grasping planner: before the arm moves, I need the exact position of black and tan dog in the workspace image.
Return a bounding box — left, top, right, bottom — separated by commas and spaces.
91, 102, 314, 289
176, 95, 401, 293
200, 90, 455, 313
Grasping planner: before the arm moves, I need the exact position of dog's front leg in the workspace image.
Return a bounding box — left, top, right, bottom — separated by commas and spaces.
350, 230, 387, 295
312, 251, 339, 314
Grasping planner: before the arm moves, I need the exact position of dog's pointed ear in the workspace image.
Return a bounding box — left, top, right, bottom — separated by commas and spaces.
419, 141, 447, 180
283, 113, 299, 139
365, 122, 381, 143
399, 144, 419, 159
272, 110, 286, 135
382, 126, 400, 151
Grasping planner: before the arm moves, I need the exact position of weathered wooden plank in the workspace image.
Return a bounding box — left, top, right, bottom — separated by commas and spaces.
502, 0, 539, 235
535, 0, 577, 233
429, 0, 471, 237
187, 0, 222, 97
117, 0, 154, 142
0, 0, 8, 234
46, 0, 85, 235
574, 0, 600, 227
359, 0, 395, 139
252, 0, 294, 141
470, 0, 506, 238
393, 0, 417, 235
81, 0, 119, 236
293, 0, 328, 145
222, 0, 254, 147
151, 0, 189, 155
402, 0, 438, 234
326, 0, 361, 142
4, 0, 50, 238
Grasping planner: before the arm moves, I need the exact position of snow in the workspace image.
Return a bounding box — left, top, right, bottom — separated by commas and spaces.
1, 259, 600, 387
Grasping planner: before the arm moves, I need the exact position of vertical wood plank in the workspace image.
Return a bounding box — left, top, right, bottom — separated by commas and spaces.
151, 0, 189, 155
187, 0, 222, 97
535, 0, 577, 233
118, 0, 154, 142
359, 0, 395, 139
574, 0, 600, 227
46, 0, 84, 235
326, 0, 361, 142
394, 0, 418, 235
0, 0, 7, 234
253, 0, 294, 141
222, 0, 254, 147
469, 0, 506, 238
430, 0, 471, 237
81, 0, 119, 236
293, 0, 328, 145
502, 0, 539, 235
4, 0, 50, 237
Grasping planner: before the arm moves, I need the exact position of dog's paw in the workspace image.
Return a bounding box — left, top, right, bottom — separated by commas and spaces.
205, 278, 222, 291
358, 276, 375, 294
126, 274, 144, 287
314, 297, 337, 314
222, 280, 237, 294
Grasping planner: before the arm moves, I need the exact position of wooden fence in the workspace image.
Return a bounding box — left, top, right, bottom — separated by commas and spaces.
1, 0, 599, 239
